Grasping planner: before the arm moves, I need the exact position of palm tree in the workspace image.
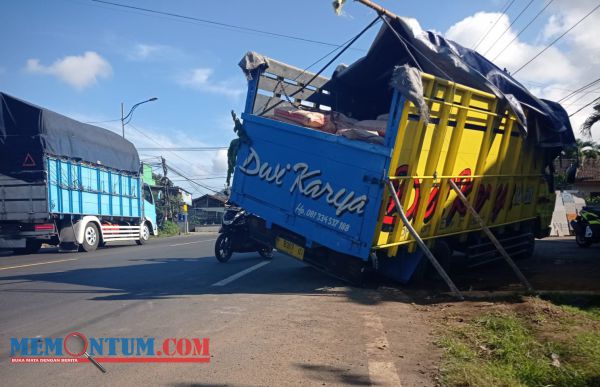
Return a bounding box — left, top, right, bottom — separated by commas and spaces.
581, 97, 600, 138
573, 138, 600, 162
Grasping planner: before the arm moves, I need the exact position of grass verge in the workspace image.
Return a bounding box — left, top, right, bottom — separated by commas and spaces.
436, 296, 600, 386
157, 220, 180, 238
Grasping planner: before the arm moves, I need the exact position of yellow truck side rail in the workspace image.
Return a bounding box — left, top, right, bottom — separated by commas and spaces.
373, 73, 554, 256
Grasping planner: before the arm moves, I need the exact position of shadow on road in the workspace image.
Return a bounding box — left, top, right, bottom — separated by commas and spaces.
0, 238, 598, 306
295, 363, 375, 386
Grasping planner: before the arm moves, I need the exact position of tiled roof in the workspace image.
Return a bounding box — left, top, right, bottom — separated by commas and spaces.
554, 158, 600, 181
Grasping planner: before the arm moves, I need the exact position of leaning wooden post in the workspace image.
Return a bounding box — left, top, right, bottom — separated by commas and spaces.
386, 180, 464, 300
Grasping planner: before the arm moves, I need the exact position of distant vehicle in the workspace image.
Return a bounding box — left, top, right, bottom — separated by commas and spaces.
571, 206, 600, 248
0, 92, 157, 254
214, 206, 273, 263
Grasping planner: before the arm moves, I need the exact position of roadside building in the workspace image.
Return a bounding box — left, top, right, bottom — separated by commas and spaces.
191, 193, 228, 226
551, 158, 600, 236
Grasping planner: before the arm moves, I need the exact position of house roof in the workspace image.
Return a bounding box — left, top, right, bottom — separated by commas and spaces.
555, 158, 600, 182
192, 193, 228, 204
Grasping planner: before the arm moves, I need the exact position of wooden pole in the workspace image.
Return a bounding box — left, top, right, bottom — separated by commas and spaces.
355, 0, 399, 20
387, 180, 464, 300
447, 179, 534, 292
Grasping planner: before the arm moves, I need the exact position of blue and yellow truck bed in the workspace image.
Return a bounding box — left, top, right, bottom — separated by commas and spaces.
229, 17, 574, 283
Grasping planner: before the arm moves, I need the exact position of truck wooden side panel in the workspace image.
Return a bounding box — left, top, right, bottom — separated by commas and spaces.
373, 74, 554, 256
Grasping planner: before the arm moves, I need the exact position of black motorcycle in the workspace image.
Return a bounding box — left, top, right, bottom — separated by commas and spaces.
214, 206, 274, 262
571, 206, 600, 248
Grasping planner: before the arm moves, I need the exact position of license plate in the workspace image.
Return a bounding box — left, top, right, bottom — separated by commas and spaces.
275, 237, 304, 260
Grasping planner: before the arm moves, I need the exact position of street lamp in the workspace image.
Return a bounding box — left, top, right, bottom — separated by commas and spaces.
121, 97, 158, 138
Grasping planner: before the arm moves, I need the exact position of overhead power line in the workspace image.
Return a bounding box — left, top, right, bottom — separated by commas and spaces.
138, 147, 228, 151
512, 3, 600, 75
558, 77, 600, 102
473, 0, 516, 51
84, 118, 121, 124
569, 96, 599, 117
491, 0, 554, 61
482, 0, 536, 56
91, 0, 364, 51
166, 164, 221, 195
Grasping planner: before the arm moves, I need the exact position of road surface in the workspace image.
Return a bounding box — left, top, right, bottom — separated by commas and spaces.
0, 234, 433, 387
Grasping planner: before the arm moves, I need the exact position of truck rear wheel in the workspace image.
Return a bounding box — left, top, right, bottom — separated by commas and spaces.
81, 223, 99, 252
14, 239, 42, 255
136, 223, 150, 245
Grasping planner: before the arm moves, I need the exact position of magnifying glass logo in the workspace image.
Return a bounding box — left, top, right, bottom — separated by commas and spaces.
63, 332, 106, 373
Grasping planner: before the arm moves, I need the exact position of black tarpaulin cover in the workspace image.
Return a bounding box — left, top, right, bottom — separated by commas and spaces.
0, 92, 140, 180
327, 17, 576, 153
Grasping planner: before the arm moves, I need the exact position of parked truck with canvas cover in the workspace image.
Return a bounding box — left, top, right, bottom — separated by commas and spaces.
228, 15, 575, 283
0, 92, 157, 254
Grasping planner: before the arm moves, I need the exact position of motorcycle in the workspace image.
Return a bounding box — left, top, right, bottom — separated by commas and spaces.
571, 206, 600, 248
214, 206, 274, 262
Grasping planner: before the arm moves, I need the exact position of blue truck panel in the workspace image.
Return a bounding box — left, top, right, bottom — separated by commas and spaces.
47, 157, 142, 218
230, 93, 404, 260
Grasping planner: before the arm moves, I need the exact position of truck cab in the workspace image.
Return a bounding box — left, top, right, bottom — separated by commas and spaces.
142, 183, 158, 236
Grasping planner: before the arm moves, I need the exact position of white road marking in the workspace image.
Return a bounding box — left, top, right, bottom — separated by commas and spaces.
211, 261, 271, 287
168, 239, 216, 247
363, 312, 402, 386
0, 258, 79, 271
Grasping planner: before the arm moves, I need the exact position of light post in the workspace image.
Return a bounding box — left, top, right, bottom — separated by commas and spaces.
121, 97, 158, 138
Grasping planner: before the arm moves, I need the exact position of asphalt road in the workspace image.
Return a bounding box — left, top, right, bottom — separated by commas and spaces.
1, 235, 598, 387
0, 234, 433, 387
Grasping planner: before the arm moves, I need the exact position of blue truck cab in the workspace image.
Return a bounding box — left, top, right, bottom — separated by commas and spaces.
0, 92, 157, 254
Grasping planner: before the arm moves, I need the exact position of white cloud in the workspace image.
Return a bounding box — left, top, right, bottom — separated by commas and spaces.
444, 5, 600, 139
25, 51, 112, 90
128, 43, 180, 61
445, 12, 577, 83
178, 67, 245, 98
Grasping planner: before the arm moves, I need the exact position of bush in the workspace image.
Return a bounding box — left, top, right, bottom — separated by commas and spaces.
159, 220, 180, 237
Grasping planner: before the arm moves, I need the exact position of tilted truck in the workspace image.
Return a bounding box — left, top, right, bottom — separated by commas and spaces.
227, 13, 575, 285
0, 92, 157, 254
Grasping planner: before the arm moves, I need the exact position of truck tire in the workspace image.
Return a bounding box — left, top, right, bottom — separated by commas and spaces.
81, 223, 100, 252
136, 223, 150, 245
14, 239, 42, 255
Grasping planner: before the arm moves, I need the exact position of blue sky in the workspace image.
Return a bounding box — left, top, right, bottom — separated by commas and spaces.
1, 0, 598, 195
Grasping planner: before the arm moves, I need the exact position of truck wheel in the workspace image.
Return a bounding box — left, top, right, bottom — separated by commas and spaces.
215, 234, 233, 263
14, 239, 42, 255
136, 223, 150, 245
81, 223, 99, 252
576, 234, 592, 248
